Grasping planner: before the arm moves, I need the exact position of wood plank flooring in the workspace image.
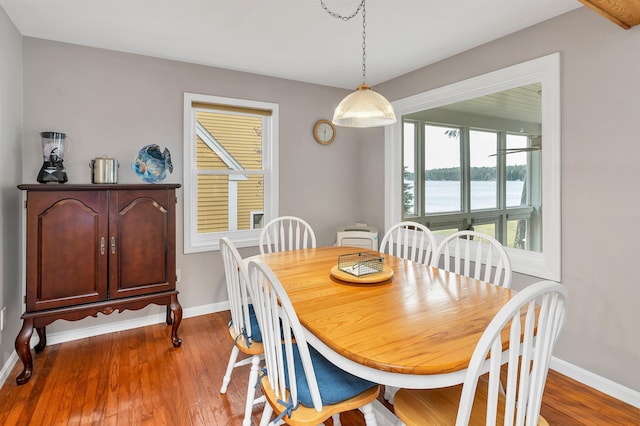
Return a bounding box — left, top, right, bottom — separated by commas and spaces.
1, 312, 638, 425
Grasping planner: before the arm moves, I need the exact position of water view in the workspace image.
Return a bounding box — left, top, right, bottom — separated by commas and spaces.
425, 180, 525, 212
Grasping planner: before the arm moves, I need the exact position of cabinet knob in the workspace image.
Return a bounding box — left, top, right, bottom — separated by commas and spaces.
111, 236, 116, 254
100, 237, 105, 255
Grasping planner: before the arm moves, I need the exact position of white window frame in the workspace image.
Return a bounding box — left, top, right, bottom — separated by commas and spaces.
385, 53, 561, 280
183, 92, 279, 253
407, 124, 539, 250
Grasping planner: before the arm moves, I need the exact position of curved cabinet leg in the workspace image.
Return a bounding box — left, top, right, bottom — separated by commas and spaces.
165, 305, 173, 325
15, 318, 34, 385
169, 294, 182, 347
34, 327, 47, 353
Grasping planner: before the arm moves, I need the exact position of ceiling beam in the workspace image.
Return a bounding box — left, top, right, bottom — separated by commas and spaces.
578, 0, 640, 29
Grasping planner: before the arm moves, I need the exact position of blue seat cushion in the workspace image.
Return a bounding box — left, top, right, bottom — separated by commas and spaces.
284, 343, 377, 408
247, 304, 262, 343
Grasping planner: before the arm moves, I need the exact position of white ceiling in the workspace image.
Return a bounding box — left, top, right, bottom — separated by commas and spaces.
406, 83, 542, 125
0, 0, 582, 89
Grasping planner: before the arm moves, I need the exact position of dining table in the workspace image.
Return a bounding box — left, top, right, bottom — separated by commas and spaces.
248, 245, 517, 391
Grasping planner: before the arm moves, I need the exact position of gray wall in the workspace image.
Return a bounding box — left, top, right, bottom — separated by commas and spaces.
0, 7, 23, 374
376, 7, 640, 391
20, 37, 374, 332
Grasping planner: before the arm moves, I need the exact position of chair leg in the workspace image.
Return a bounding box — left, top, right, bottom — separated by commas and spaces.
332, 413, 342, 425
361, 403, 378, 426
220, 345, 240, 393
260, 402, 273, 426
384, 385, 398, 404
243, 354, 262, 426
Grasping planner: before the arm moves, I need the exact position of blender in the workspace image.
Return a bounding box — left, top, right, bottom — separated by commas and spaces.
37, 131, 68, 183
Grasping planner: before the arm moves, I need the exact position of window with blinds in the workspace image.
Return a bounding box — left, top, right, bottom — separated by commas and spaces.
184, 93, 279, 253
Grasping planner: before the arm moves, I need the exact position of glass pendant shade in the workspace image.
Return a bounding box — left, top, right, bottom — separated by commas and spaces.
332, 84, 397, 128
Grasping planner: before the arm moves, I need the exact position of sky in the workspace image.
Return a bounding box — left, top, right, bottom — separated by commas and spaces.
404, 122, 528, 172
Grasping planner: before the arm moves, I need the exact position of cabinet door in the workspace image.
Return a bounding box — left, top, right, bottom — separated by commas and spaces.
109, 189, 176, 299
25, 191, 109, 311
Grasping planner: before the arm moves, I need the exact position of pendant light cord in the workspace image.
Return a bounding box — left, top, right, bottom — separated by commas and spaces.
320, 0, 367, 84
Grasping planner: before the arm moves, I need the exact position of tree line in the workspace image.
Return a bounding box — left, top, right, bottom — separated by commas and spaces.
405, 165, 527, 181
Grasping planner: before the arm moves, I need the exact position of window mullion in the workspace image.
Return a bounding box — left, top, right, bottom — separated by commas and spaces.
497, 131, 507, 242
417, 123, 425, 218
461, 128, 470, 218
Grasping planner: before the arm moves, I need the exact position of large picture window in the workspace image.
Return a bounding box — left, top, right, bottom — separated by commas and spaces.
183, 93, 279, 253
385, 53, 561, 280
403, 120, 541, 252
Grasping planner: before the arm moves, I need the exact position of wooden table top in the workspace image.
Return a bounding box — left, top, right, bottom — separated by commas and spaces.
251, 246, 515, 377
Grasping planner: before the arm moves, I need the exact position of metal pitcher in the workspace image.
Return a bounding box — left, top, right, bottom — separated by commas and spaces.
90, 157, 118, 184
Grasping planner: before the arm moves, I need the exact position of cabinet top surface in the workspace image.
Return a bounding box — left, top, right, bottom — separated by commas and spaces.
18, 183, 181, 191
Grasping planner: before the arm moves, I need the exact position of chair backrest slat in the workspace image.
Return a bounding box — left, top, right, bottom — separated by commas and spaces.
220, 237, 253, 341
259, 216, 317, 254
380, 221, 437, 266
433, 230, 513, 288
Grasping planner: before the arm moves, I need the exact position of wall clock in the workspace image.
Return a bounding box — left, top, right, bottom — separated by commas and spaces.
313, 119, 336, 145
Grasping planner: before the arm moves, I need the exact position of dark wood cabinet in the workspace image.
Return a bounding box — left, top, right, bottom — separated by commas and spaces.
15, 184, 182, 385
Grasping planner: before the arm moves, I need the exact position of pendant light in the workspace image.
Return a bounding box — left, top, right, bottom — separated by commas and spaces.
321, 0, 397, 127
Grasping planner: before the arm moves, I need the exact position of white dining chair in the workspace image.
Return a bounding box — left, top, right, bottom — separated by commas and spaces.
379, 221, 437, 265
219, 237, 265, 426
379, 221, 438, 402
247, 258, 380, 426
432, 230, 512, 288
259, 216, 317, 254
394, 280, 568, 426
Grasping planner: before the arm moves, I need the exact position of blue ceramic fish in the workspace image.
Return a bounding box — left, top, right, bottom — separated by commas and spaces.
132, 144, 173, 183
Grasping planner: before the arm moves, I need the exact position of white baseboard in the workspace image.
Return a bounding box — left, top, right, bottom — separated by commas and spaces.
2, 305, 638, 412
0, 351, 18, 388
550, 357, 640, 409
41, 301, 230, 347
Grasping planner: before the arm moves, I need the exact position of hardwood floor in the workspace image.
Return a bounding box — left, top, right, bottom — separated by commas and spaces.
1, 312, 638, 425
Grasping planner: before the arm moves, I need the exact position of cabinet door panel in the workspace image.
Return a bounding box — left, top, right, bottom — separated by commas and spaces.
26, 191, 108, 311
110, 189, 176, 298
